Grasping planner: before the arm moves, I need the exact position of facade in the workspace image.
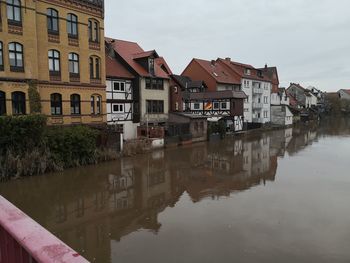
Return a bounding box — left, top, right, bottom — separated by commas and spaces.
271, 105, 293, 126
338, 89, 350, 100
0, 0, 106, 125
105, 38, 171, 128
217, 58, 272, 124
180, 59, 246, 131
287, 83, 317, 109
105, 50, 139, 140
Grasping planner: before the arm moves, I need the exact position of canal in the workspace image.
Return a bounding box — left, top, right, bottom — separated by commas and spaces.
1, 118, 350, 263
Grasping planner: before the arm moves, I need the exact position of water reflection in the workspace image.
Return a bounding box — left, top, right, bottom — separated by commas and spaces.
0, 119, 349, 262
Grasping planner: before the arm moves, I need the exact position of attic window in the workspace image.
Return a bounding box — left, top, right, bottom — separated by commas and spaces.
149, 58, 155, 75
257, 70, 263, 77
213, 72, 218, 77
244, 69, 251, 75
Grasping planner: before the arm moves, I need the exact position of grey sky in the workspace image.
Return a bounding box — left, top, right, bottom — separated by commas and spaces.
105, 0, 350, 92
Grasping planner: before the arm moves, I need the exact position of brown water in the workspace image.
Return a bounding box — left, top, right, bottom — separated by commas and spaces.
1, 118, 350, 263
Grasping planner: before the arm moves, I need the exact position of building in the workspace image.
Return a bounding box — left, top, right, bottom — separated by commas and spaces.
181, 59, 246, 131
338, 89, 350, 100
287, 83, 317, 109
0, 0, 106, 125
105, 44, 138, 140
105, 38, 171, 130
217, 58, 272, 125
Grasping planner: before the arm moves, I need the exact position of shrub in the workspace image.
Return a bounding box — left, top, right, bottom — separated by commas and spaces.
28, 81, 42, 114
45, 125, 100, 168
0, 115, 47, 155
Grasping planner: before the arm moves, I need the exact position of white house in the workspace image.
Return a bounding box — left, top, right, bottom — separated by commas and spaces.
217, 58, 272, 124
105, 53, 139, 140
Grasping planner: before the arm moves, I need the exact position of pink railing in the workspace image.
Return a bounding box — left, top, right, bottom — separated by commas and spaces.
0, 196, 89, 263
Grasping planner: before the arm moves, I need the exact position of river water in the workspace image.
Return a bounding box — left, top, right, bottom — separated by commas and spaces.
1, 118, 350, 263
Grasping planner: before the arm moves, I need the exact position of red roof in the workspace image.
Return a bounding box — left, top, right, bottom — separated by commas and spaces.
156, 57, 173, 75
133, 50, 158, 59
105, 55, 135, 79
105, 37, 170, 79
191, 58, 241, 85
342, 89, 350, 95
217, 58, 272, 82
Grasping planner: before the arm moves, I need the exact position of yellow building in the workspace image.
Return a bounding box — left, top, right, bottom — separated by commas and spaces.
0, 0, 106, 125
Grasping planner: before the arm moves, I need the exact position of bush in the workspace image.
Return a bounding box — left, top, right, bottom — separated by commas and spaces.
0, 115, 47, 155
0, 116, 117, 179
45, 126, 99, 168
28, 81, 42, 114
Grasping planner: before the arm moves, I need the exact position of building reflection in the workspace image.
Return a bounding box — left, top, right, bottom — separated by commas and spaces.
0, 122, 330, 262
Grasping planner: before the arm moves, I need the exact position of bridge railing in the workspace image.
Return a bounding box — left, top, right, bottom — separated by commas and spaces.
0, 195, 89, 263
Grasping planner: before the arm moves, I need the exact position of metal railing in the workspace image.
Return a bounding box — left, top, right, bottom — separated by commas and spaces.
0, 196, 88, 263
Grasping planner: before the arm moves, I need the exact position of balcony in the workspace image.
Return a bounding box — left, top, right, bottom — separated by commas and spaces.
253, 102, 263, 109
253, 87, 263, 94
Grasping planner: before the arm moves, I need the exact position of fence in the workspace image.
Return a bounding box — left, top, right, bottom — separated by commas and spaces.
0, 196, 88, 263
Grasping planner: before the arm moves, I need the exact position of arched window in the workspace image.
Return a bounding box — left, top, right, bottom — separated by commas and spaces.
9, 42, 24, 71
48, 49, 60, 74
68, 53, 79, 75
67, 13, 78, 37
88, 19, 99, 42
0, 91, 6, 115
0, 42, 3, 71
11, 91, 25, 115
89, 56, 100, 79
70, 94, 80, 115
91, 94, 102, 115
50, 93, 62, 115
7, 0, 22, 24
47, 8, 59, 33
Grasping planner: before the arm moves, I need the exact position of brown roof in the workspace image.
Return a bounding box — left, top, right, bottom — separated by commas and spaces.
105, 55, 135, 79
133, 50, 158, 59
341, 89, 350, 95
156, 57, 173, 75
191, 58, 241, 85
105, 37, 170, 79
187, 90, 247, 100
217, 58, 272, 82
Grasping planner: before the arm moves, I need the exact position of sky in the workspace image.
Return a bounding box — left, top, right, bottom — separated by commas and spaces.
104, 0, 350, 92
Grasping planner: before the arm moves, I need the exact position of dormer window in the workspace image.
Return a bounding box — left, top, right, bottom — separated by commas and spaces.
149, 58, 155, 75
257, 70, 263, 78
244, 68, 251, 75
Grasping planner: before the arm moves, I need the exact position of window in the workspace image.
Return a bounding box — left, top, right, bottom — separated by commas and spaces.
194, 103, 200, 110
11, 91, 25, 115
50, 93, 62, 115
244, 68, 251, 75
145, 78, 163, 90
146, 100, 164, 114
0, 91, 6, 115
264, 111, 268, 118
146, 79, 151, 89
88, 19, 99, 42
0, 42, 3, 71
245, 96, 249, 103
9, 42, 23, 71
67, 13, 78, 37
89, 56, 100, 79
70, 94, 81, 115
149, 58, 154, 75
7, 0, 21, 25
221, 102, 227, 109
174, 86, 178, 93
68, 53, 79, 75
113, 104, 124, 113
113, 82, 125, 91
213, 102, 220, 110
91, 94, 102, 115
264, 96, 268, 104
48, 50, 60, 74
47, 8, 59, 34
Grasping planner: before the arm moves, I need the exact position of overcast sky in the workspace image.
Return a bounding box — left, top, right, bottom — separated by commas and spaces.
105, 0, 350, 92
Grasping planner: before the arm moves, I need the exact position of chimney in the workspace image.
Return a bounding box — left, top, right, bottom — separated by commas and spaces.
265, 64, 267, 69
225, 57, 231, 62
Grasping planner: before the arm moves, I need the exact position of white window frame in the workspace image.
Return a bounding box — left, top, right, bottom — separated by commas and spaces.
113, 81, 125, 92
113, 104, 124, 113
